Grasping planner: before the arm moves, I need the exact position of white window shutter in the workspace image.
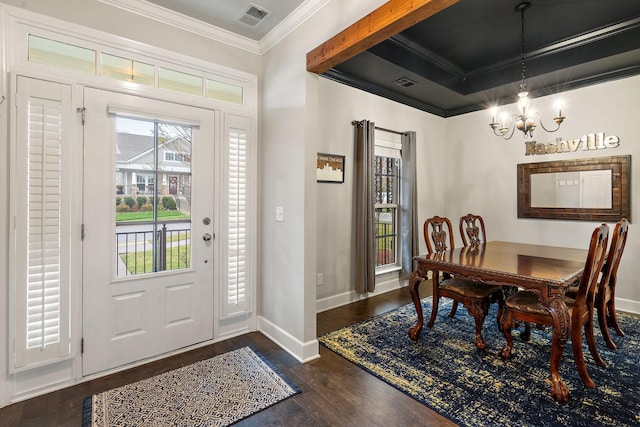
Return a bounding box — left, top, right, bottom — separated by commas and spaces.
222, 114, 252, 317
12, 77, 72, 370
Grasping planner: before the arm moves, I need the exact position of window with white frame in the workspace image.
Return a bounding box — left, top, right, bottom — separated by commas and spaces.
374, 140, 402, 270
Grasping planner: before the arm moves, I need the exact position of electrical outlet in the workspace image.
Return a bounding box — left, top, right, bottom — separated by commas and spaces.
316, 273, 323, 286
276, 206, 284, 222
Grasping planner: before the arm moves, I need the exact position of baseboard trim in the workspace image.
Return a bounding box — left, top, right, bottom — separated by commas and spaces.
257, 316, 320, 363
316, 276, 407, 313
617, 297, 640, 315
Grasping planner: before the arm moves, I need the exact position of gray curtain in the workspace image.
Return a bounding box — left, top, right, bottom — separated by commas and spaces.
400, 131, 419, 280
352, 120, 376, 293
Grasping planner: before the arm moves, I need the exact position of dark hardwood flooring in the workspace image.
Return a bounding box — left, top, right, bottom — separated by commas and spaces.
1, 287, 455, 427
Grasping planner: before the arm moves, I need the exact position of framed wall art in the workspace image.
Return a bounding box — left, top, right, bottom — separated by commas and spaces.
316, 152, 345, 183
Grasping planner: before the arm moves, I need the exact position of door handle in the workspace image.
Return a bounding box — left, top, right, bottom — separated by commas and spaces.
203, 233, 212, 242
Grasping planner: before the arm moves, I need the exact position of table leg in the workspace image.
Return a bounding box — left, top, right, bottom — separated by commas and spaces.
408, 263, 428, 341
545, 296, 571, 405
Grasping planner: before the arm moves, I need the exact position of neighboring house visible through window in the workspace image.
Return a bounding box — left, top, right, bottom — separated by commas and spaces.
374, 139, 402, 272
115, 132, 191, 197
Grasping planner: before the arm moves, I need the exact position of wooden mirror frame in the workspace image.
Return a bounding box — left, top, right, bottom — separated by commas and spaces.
518, 155, 631, 222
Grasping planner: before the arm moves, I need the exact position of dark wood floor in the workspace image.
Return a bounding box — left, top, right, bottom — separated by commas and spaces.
1, 287, 455, 427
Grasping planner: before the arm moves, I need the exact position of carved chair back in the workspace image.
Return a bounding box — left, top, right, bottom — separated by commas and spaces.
599, 218, 629, 300
573, 224, 609, 312
459, 213, 486, 246
424, 216, 455, 254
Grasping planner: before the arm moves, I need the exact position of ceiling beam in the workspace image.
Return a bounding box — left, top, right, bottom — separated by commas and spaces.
306, 0, 460, 74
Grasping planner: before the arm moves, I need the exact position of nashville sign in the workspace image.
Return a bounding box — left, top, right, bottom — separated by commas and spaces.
524, 132, 620, 156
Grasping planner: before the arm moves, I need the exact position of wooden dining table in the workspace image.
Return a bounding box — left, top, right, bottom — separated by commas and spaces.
408, 241, 588, 405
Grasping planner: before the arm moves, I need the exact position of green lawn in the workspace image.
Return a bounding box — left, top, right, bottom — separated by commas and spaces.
116, 210, 190, 222
120, 244, 191, 274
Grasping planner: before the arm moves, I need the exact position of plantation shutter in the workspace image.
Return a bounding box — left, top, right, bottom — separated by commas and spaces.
12, 77, 72, 370
222, 114, 252, 317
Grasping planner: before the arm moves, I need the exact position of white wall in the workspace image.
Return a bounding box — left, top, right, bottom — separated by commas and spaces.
444, 75, 640, 312
258, 0, 387, 361
314, 78, 446, 310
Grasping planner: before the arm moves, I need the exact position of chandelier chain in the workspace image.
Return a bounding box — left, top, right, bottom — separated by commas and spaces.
519, 5, 527, 93
489, 1, 565, 140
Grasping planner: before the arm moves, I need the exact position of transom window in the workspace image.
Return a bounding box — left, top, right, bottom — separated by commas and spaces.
27, 34, 246, 105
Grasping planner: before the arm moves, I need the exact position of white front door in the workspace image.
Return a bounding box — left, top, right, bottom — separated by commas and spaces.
82, 88, 215, 375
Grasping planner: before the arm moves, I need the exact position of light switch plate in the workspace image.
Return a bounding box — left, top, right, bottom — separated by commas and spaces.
276, 206, 284, 222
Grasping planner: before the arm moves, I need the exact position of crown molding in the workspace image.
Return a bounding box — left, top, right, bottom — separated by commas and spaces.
97, 0, 261, 54
98, 0, 331, 55
260, 0, 332, 54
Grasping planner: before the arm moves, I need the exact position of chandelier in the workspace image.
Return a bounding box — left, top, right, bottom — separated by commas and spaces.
489, 2, 565, 140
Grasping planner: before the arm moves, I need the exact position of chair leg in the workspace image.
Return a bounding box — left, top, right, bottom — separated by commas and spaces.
464, 299, 488, 349
448, 301, 459, 318
585, 316, 606, 367
499, 309, 514, 359
521, 322, 532, 341
598, 299, 617, 350
427, 275, 440, 329
607, 298, 625, 337
571, 322, 596, 388
427, 295, 440, 329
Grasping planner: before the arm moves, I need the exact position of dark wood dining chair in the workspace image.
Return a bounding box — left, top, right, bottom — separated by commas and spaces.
596, 218, 629, 349
565, 219, 629, 350
500, 224, 609, 388
446, 213, 488, 318
424, 215, 503, 349
459, 213, 486, 247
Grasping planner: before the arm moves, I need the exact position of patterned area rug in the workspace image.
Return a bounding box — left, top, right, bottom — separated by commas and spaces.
82, 346, 300, 427
319, 298, 640, 426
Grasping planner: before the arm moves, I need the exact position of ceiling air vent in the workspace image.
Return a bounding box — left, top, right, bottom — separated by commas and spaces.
237, 3, 271, 27
393, 77, 417, 88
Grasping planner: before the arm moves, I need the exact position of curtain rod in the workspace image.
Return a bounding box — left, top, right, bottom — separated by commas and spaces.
351, 120, 408, 136
375, 126, 408, 136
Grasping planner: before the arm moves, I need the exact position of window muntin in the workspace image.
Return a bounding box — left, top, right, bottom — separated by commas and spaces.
101, 53, 154, 86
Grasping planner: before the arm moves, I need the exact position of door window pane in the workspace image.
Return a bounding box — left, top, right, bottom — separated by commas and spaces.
115, 117, 192, 277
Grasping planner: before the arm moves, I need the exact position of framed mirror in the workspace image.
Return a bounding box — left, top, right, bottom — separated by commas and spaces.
518, 155, 631, 222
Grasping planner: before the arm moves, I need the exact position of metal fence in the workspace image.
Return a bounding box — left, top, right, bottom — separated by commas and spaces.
375, 206, 397, 267
116, 224, 191, 276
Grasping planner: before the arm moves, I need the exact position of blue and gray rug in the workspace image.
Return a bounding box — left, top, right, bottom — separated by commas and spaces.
82, 346, 300, 427
319, 298, 639, 426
